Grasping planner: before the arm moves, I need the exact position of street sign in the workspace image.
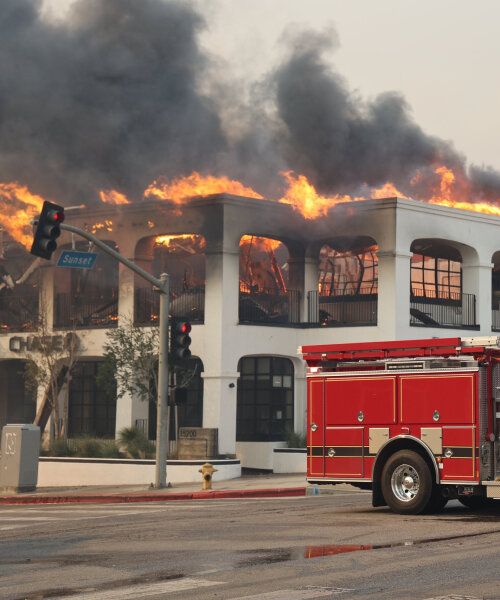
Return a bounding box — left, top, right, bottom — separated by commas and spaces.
57, 250, 98, 269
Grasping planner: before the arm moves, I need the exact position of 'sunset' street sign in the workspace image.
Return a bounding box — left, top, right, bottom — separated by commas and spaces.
57, 250, 98, 269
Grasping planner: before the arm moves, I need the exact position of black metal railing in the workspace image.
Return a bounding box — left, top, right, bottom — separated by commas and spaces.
239, 286, 300, 324
308, 291, 377, 326
134, 286, 205, 324
54, 293, 118, 329
0, 287, 39, 332
410, 291, 477, 328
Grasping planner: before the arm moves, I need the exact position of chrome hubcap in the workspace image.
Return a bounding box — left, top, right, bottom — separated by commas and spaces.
391, 463, 420, 502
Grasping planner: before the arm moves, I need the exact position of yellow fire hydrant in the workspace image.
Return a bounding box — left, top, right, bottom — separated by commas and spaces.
199, 462, 217, 491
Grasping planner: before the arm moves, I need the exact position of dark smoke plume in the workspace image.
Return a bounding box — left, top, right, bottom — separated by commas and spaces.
0, 0, 499, 206
0, 0, 226, 205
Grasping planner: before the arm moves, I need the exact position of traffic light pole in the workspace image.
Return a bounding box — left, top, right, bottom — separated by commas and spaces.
59, 223, 170, 488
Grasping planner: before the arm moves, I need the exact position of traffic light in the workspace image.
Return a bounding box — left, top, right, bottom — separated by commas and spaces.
30, 200, 65, 260
170, 318, 192, 361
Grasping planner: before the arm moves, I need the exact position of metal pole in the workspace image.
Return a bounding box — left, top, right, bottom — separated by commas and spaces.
155, 273, 170, 488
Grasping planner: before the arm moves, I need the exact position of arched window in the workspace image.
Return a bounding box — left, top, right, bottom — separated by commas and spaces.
239, 236, 299, 323
237, 356, 294, 442
135, 234, 206, 323
410, 241, 461, 300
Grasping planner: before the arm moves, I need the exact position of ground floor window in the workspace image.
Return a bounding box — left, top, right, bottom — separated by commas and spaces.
0, 360, 36, 431
237, 356, 294, 442
68, 360, 116, 437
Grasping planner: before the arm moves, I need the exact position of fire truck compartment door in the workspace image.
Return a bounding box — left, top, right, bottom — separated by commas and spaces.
325, 376, 397, 425
324, 427, 364, 478
441, 426, 476, 480
421, 428, 443, 454
308, 378, 324, 477
369, 428, 390, 454
399, 373, 475, 424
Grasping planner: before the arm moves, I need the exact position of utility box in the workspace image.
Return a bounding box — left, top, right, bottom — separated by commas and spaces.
0, 424, 40, 493
178, 428, 218, 460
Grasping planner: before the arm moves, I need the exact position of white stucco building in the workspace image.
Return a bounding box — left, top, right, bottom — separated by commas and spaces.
1, 194, 500, 468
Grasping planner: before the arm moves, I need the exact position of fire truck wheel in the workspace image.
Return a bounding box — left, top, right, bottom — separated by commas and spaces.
381, 450, 433, 514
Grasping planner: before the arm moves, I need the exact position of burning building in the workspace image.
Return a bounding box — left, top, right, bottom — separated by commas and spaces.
1, 190, 500, 468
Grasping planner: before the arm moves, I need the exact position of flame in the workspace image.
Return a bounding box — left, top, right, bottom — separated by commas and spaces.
154, 233, 206, 252
278, 171, 358, 219
99, 189, 130, 205
90, 220, 114, 233
0, 182, 47, 248
240, 234, 282, 253
144, 172, 263, 206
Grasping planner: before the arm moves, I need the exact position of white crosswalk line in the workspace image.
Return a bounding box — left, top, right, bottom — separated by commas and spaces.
236, 589, 344, 599
53, 577, 223, 599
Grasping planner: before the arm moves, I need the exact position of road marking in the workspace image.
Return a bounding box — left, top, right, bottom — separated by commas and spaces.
53, 577, 223, 599
423, 596, 482, 600
236, 588, 352, 599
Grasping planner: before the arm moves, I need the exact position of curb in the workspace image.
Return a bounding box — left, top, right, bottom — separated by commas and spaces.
0, 486, 307, 505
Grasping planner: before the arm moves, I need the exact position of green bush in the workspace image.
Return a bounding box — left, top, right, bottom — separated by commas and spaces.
285, 429, 307, 449
117, 427, 155, 459
48, 438, 74, 457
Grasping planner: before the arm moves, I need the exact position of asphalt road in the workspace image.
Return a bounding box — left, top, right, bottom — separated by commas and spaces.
0, 489, 499, 600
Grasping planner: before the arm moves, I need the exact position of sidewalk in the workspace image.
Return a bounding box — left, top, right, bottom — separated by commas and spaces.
0, 472, 311, 505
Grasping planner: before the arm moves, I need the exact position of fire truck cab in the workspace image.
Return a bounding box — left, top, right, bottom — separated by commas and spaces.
300, 336, 500, 514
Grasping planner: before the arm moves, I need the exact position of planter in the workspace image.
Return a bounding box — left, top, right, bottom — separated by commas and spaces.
38, 457, 241, 487
273, 448, 306, 473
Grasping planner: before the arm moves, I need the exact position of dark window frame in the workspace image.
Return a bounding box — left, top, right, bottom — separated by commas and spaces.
237, 356, 294, 442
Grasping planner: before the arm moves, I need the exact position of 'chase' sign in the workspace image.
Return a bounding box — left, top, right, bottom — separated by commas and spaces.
57, 250, 97, 269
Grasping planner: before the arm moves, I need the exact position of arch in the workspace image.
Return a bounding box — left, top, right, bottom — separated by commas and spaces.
239, 235, 299, 323
314, 236, 378, 326
134, 233, 206, 324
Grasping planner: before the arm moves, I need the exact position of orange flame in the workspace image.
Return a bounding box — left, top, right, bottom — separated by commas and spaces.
240, 234, 282, 253
154, 233, 206, 252
278, 171, 358, 219
0, 182, 46, 248
90, 220, 114, 233
99, 189, 130, 205
144, 172, 263, 206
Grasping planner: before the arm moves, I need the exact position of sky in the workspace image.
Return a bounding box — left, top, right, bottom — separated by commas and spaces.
0, 0, 493, 211
202, 0, 500, 172
41, 0, 499, 172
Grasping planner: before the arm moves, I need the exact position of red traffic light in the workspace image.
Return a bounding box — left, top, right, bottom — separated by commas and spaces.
179, 322, 191, 334
30, 200, 65, 260
49, 209, 65, 224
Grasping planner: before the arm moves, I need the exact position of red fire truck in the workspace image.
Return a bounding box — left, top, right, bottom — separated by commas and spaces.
300, 336, 500, 514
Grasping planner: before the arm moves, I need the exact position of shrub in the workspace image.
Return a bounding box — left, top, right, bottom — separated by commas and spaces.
285, 429, 307, 449
117, 427, 155, 459
48, 438, 74, 457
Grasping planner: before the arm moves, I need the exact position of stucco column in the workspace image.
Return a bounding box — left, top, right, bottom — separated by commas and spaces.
118, 263, 135, 321
462, 263, 492, 333
303, 256, 319, 322
377, 250, 412, 338
201, 245, 240, 454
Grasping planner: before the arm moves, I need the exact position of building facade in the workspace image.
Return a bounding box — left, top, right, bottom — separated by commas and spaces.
1, 194, 500, 468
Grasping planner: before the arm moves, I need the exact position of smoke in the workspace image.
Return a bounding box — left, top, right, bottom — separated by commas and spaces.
0, 0, 499, 207
0, 0, 226, 204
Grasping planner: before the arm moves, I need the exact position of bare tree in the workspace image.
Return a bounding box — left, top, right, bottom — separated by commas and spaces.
23, 296, 81, 439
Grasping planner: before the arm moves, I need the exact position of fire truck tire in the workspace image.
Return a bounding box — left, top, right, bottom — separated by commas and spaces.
381, 450, 433, 514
